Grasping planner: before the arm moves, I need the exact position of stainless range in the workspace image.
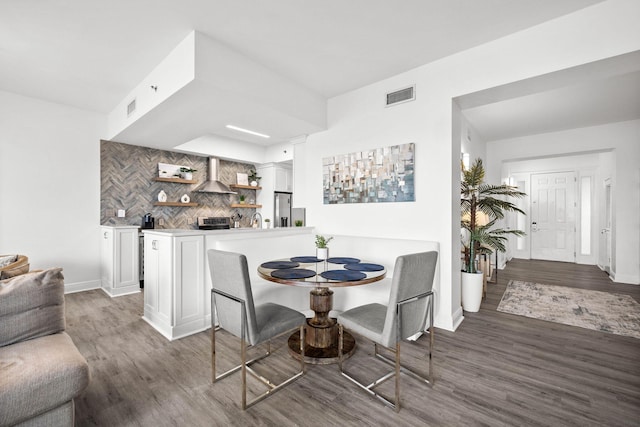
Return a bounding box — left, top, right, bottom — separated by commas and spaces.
197, 217, 230, 230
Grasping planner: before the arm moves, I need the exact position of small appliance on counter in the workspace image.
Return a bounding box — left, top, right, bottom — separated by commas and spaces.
141, 213, 154, 229
197, 217, 230, 230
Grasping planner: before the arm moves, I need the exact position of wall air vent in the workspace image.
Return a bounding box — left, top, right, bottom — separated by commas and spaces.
385, 85, 415, 107
127, 99, 136, 117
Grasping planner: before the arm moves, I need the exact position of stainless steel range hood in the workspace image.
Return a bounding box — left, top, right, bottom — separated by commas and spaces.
194, 157, 237, 194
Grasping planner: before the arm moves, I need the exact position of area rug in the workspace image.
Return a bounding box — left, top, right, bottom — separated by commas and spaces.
497, 281, 640, 339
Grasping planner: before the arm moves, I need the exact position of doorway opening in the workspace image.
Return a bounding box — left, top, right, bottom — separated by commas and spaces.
500, 151, 615, 269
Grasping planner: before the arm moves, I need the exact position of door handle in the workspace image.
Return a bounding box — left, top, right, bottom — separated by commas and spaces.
152, 240, 158, 250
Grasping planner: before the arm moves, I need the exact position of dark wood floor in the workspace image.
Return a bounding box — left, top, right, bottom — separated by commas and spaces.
65, 260, 640, 426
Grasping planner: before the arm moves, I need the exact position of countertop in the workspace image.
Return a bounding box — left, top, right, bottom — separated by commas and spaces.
140, 226, 314, 238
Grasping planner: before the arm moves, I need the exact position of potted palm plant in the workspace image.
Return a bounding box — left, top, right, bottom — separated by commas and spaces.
461, 158, 525, 312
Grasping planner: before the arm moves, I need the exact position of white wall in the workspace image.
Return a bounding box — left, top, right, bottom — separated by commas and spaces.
0, 91, 106, 291
458, 106, 487, 166
294, 0, 640, 330
487, 120, 640, 284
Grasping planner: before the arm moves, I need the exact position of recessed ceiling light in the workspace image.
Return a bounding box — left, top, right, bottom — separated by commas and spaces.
225, 125, 270, 139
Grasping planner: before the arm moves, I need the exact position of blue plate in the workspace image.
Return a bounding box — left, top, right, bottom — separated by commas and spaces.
327, 257, 361, 264
320, 270, 366, 281
290, 256, 322, 263
261, 261, 300, 269
271, 269, 316, 280
344, 263, 385, 272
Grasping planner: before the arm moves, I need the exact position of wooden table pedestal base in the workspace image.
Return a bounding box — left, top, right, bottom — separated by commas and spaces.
287, 287, 355, 364
287, 320, 356, 365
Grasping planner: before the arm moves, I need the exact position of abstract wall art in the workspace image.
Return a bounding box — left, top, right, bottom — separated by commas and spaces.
323, 143, 415, 204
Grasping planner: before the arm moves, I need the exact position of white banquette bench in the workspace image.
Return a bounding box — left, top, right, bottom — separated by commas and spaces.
210, 232, 440, 318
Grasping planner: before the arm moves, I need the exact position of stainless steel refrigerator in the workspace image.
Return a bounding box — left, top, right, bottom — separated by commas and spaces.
274, 192, 292, 227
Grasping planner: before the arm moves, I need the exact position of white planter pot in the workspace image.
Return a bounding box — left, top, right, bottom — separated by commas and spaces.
316, 247, 329, 260
461, 271, 483, 312
182, 172, 193, 180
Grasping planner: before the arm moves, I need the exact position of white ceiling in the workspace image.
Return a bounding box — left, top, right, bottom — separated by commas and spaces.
462, 68, 640, 142
4, 0, 634, 148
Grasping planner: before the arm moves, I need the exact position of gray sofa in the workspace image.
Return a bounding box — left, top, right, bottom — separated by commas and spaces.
0, 268, 89, 426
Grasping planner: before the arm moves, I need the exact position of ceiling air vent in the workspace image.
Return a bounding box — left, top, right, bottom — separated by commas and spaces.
127, 98, 136, 117
386, 85, 415, 107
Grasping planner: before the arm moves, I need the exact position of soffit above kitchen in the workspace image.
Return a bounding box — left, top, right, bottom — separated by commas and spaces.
107, 31, 326, 152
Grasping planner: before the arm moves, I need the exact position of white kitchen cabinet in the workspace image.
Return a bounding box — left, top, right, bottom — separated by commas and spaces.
256, 163, 293, 219
142, 232, 207, 340
101, 226, 140, 297
143, 233, 172, 330
275, 164, 292, 192
141, 227, 314, 341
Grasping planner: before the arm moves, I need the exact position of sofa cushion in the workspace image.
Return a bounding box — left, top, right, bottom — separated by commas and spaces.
0, 332, 90, 426
0, 268, 65, 347
13, 401, 74, 427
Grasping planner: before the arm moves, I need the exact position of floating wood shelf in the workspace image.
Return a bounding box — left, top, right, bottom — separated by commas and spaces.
231, 203, 262, 208
153, 177, 197, 184
229, 184, 262, 190
154, 202, 199, 207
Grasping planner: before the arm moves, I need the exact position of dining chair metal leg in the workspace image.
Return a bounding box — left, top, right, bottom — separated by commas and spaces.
338, 324, 344, 371
375, 293, 434, 386
428, 297, 434, 383
395, 341, 401, 412
213, 325, 305, 409
339, 291, 435, 411
241, 325, 305, 409
241, 331, 247, 409
211, 321, 216, 383
300, 325, 306, 374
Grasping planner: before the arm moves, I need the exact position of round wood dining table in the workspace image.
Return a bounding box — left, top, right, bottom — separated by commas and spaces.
258, 256, 386, 364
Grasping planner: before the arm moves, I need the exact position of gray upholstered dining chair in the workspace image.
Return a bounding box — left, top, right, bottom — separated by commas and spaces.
208, 249, 306, 410
338, 251, 438, 412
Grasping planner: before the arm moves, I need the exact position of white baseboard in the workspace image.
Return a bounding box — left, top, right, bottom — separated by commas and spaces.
609, 272, 640, 285
101, 287, 141, 298
64, 280, 101, 294
435, 306, 464, 332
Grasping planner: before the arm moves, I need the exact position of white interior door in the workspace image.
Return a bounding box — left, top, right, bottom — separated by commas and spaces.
530, 171, 576, 262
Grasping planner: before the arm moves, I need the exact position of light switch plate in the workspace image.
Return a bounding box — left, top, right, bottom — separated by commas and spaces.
117, 209, 126, 218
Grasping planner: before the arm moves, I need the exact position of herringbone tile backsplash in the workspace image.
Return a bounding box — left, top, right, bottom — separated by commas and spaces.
101, 140, 257, 229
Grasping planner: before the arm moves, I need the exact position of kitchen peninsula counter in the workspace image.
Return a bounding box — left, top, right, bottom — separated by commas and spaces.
142, 227, 315, 340
142, 226, 313, 238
